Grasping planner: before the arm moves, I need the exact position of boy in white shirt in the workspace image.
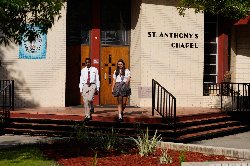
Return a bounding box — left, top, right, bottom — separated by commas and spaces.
79, 58, 100, 121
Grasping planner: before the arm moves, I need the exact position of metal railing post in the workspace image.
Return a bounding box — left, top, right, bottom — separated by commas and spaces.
221, 83, 223, 110
0, 80, 14, 119
152, 79, 155, 116
3, 89, 6, 118
12, 80, 14, 111
151, 79, 177, 133
174, 98, 176, 133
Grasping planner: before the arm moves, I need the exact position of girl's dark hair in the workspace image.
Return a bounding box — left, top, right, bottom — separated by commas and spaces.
115, 59, 125, 76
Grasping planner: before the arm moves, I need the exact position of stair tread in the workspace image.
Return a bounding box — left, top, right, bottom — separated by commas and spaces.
6, 122, 174, 133
4, 112, 248, 143
178, 115, 231, 124
177, 112, 227, 121
81, 125, 174, 133
179, 120, 241, 131
178, 125, 248, 140
10, 113, 162, 120
3, 128, 69, 137
5, 119, 242, 133
2, 128, 173, 140
8, 122, 75, 127
7, 118, 167, 128
9, 117, 81, 122
3, 128, 68, 132
9, 116, 162, 124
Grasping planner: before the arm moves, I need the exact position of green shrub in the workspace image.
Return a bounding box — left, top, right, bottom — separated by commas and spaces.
132, 128, 161, 157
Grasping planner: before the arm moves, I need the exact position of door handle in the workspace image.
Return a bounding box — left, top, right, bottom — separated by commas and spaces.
104, 73, 106, 80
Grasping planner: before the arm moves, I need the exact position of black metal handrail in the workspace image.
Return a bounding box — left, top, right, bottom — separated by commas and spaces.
0, 80, 14, 120
152, 79, 176, 132
221, 82, 250, 112
203, 83, 221, 96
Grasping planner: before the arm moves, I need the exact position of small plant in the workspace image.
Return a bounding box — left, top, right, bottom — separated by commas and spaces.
159, 148, 173, 164
133, 122, 143, 135
223, 71, 231, 82
101, 128, 118, 150
132, 128, 161, 157
74, 123, 90, 142
91, 152, 98, 166
89, 127, 118, 150
73, 124, 119, 150
179, 150, 186, 163
221, 71, 232, 96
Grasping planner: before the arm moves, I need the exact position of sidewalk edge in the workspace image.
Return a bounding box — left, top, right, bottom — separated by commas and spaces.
158, 141, 250, 159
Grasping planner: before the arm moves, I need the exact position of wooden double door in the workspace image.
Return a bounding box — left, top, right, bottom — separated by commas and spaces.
80, 46, 129, 105
100, 46, 130, 105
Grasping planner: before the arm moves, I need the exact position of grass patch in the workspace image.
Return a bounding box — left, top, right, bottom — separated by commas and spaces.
0, 144, 59, 166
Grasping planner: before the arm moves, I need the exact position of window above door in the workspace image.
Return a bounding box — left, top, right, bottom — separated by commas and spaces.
100, 0, 131, 46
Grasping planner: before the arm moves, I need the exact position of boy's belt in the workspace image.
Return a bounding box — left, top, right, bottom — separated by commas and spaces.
86, 83, 95, 86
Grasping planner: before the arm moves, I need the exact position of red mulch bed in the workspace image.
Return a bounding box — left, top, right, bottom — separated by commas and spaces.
40, 140, 239, 166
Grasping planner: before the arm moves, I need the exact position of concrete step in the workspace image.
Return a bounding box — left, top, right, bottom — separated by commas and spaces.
10, 113, 163, 124
3, 128, 70, 137
177, 115, 233, 128
178, 120, 242, 135
176, 125, 249, 143
4, 111, 249, 143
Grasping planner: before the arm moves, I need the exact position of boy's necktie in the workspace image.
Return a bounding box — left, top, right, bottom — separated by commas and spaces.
87, 69, 90, 86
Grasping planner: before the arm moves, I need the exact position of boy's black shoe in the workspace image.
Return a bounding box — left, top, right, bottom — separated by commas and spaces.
83, 116, 92, 122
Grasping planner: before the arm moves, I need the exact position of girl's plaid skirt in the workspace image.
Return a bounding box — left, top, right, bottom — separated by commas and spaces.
112, 82, 131, 97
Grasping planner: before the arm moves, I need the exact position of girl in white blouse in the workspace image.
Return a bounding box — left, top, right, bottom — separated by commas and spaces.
112, 59, 131, 122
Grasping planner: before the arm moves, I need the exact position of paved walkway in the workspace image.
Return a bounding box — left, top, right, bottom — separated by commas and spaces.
189, 131, 250, 150
0, 135, 49, 149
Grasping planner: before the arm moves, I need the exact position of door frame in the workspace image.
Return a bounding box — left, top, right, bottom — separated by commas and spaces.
90, 0, 101, 105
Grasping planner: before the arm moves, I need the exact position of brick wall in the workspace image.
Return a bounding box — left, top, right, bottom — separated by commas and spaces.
131, 0, 208, 107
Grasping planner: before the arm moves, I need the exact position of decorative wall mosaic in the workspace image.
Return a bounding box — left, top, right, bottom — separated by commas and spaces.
19, 26, 47, 59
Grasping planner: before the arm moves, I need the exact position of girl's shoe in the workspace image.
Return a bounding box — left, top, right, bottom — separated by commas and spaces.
118, 118, 123, 123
